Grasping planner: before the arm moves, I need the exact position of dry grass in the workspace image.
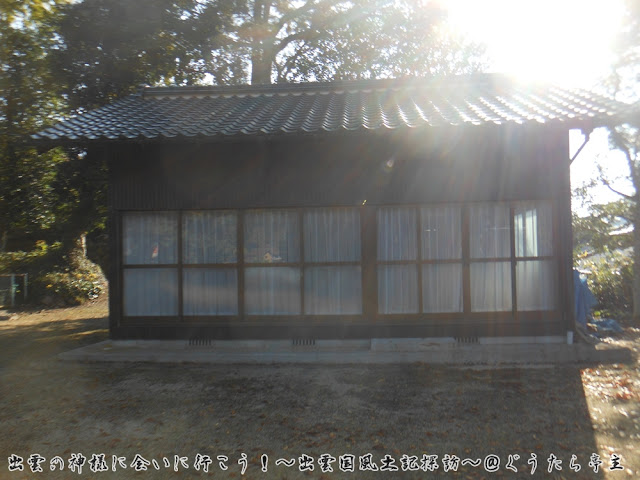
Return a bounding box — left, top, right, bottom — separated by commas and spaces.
0, 298, 638, 479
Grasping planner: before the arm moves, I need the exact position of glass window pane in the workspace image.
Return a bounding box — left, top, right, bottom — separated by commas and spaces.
470, 204, 511, 259
421, 205, 461, 260
304, 266, 362, 314
514, 202, 553, 257
377, 207, 417, 261
378, 264, 418, 313
183, 268, 238, 315
123, 268, 178, 316
304, 208, 361, 262
183, 211, 237, 264
245, 267, 300, 314
422, 264, 463, 313
123, 212, 177, 265
245, 211, 299, 263
517, 260, 557, 311
471, 262, 512, 312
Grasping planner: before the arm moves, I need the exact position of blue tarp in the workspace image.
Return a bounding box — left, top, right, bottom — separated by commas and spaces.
573, 270, 597, 327
590, 318, 624, 333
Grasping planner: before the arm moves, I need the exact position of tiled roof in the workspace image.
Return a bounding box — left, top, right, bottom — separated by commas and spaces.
32, 75, 628, 144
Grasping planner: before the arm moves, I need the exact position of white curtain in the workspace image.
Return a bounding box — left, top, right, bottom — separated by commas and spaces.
422, 264, 462, 313
469, 204, 512, 312
469, 204, 511, 258
377, 207, 417, 261
244, 211, 300, 314
513, 202, 555, 310
377, 207, 418, 313
304, 208, 360, 262
305, 266, 362, 314
421, 205, 461, 260
514, 202, 553, 257
378, 265, 418, 313
245, 267, 301, 314
244, 210, 299, 263
303, 209, 362, 314
420, 205, 462, 313
123, 212, 177, 265
123, 268, 178, 316
471, 262, 512, 312
517, 260, 556, 310
183, 268, 238, 315
183, 211, 237, 264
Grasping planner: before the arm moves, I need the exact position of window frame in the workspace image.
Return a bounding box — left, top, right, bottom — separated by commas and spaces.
376, 204, 464, 315
119, 201, 558, 323
373, 200, 558, 319
120, 207, 365, 322
302, 207, 363, 315
121, 211, 180, 318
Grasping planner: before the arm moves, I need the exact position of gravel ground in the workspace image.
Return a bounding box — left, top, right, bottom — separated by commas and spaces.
0, 298, 638, 479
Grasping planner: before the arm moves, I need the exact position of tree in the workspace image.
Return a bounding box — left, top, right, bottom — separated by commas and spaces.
53, 0, 232, 111
573, 196, 632, 256
573, 192, 634, 318
602, 0, 640, 322
211, 0, 485, 85
54, 0, 485, 94
48, 0, 485, 255
0, 1, 68, 251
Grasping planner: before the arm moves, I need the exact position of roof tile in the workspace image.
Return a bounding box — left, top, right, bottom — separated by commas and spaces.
32, 74, 631, 144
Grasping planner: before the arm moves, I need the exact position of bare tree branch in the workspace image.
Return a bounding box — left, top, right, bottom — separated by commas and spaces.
603, 178, 635, 200
273, 0, 317, 35
597, 161, 636, 201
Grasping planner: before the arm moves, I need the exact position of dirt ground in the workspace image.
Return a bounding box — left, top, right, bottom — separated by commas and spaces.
0, 297, 639, 479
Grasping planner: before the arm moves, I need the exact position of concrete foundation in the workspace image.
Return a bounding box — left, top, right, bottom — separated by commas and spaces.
58, 338, 633, 366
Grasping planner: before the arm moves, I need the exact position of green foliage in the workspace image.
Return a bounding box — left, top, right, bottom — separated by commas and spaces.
2, 0, 488, 308
601, 0, 640, 322
609, 0, 640, 101
582, 250, 633, 319
572, 195, 634, 319
53, 0, 230, 110
572, 198, 633, 255
0, 241, 105, 306
86, 230, 108, 277
0, 1, 69, 248
53, 0, 486, 90
51, 148, 108, 250
210, 0, 486, 84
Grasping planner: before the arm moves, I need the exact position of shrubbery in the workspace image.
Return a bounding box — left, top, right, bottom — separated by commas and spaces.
0, 241, 106, 306
581, 250, 633, 319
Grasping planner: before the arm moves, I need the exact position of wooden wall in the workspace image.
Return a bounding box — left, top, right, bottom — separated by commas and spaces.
105, 123, 573, 340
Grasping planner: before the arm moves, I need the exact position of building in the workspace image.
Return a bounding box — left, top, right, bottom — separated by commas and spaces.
33, 74, 626, 342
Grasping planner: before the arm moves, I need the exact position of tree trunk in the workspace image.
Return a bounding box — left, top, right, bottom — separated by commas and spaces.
250, 0, 273, 85
633, 192, 640, 324
251, 52, 272, 84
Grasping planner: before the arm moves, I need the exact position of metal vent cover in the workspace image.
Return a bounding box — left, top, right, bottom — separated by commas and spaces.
292, 338, 316, 347
455, 336, 479, 344
188, 338, 213, 347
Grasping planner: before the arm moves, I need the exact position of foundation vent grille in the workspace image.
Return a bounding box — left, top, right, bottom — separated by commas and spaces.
292, 338, 316, 347
455, 336, 479, 344
189, 338, 213, 347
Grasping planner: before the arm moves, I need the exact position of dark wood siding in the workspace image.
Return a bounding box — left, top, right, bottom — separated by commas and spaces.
109, 125, 564, 211
105, 124, 572, 340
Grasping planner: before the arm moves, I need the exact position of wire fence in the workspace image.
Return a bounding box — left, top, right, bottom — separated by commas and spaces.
0, 274, 28, 307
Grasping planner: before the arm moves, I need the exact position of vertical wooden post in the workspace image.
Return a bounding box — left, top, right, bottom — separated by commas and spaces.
10, 274, 15, 307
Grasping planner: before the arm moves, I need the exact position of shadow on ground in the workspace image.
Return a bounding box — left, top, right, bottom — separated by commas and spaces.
0, 316, 108, 368
1, 301, 633, 478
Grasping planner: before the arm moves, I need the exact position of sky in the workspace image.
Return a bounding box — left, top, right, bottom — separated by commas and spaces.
444, 0, 633, 209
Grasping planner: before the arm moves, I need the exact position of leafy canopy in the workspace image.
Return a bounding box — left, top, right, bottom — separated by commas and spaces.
0, 0, 69, 248
53, 0, 486, 109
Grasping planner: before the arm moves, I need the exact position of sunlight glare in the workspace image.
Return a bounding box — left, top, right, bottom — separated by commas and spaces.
444, 0, 624, 87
